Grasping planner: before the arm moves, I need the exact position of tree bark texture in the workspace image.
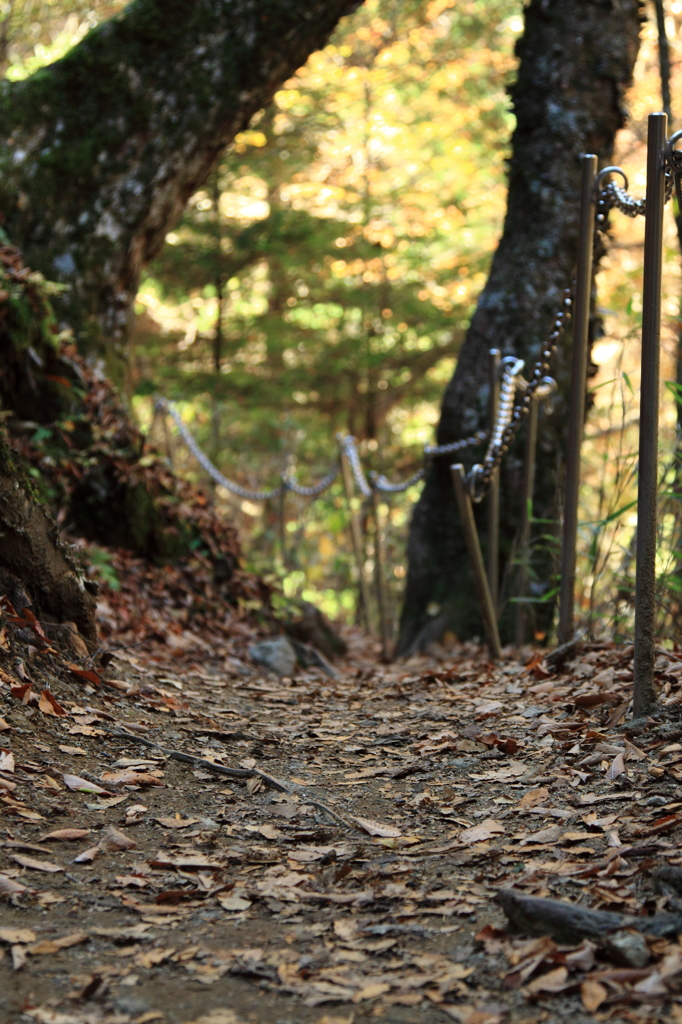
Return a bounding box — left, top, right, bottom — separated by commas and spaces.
397, 0, 644, 656
0, 0, 362, 362
0, 445, 97, 643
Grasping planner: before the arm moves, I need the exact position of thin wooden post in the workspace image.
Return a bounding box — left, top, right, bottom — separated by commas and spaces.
339, 448, 372, 630
488, 349, 501, 612
451, 464, 502, 659
515, 393, 539, 646
634, 112, 668, 717
557, 153, 598, 644
371, 482, 391, 658
278, 486, 287, 570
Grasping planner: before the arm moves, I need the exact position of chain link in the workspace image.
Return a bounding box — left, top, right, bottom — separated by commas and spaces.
338, 435, 373, 498
157, 156, 676, 512
157, 398, 339, 502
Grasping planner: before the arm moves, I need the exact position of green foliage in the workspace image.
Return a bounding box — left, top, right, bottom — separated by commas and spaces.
131, 0, 522, 619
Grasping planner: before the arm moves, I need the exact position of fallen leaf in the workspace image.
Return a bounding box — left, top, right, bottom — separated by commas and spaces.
523, 966, 569, 996
350, 816, 402, 838
66, 663, 101, 687
218, 896, 252, 912
352, 982, 391, 1002
73, 846, 100, 864
574, 692, 619, 708
98, 826, 136, 852
9, 854, 63, 873
581, 978, 608, 1012
38, 690, 67, 717
11, 944, 27, 970
28, 932, 88, 955
62, 773, 111, 795
39, 829, 91, 842
459, 819, 505, 845
0, 874, 28, 897
156, 816, 199, 829
520, 825, 564, 845
518, 787, 550, 810
101, 770, 165, 787
0, 927, 36, 944
0, 749, 15, 772
605, 752, 626, 781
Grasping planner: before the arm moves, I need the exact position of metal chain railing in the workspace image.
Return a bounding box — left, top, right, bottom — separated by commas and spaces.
158, 399, 491, 503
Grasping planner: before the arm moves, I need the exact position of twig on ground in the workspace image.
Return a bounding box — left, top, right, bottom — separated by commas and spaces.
104, 727, 355, 830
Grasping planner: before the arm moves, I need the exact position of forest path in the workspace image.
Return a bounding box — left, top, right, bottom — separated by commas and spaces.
1, 629, 682, 1024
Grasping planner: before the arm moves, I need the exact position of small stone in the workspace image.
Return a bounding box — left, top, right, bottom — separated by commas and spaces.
601, 929, 650, 968
248, 637, 297, 677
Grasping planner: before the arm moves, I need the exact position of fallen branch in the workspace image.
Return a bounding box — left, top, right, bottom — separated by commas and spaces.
495, 887, 682, 943
104, 727, 354, 830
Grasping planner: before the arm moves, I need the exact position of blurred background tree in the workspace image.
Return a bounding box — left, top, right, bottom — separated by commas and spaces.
129, 0, 521, 624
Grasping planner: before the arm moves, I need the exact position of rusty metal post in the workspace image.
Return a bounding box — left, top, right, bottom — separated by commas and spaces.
340, 448, 372, 630
278, 486, 287, 570
451, 464, 502, 659
488, 349, 501, 612
634, 112, 668, 717
161, 413, 176, 469
557, 153, 598, 645
370, 483, 391, 658
515, 392, 539, 647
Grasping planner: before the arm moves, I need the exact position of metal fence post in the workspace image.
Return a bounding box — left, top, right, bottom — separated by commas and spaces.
557, 153, 598, 645
451, 464, 502, 659
370, 482, 391, 659
488, 349, 501, 612
339, 447, 372, 631
515, 392, 539, 647
278, 486, 287, 570
634, 112, 668, 717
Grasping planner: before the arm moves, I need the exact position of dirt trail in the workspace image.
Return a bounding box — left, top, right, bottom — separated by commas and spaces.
2, 629, 682, 1024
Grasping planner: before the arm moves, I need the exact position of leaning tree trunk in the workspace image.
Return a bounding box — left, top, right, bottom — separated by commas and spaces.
397, 0, 644, 655
0, 0, 362, 641
0, 0, 362, 367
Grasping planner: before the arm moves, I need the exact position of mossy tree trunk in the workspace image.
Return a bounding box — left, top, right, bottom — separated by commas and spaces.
0, 0, 362, 366
0, 0, 362, 641
397, 0, 644, 655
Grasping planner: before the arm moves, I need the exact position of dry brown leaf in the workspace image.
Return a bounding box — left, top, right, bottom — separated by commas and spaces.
517, 787, 550, 810
581, 978, 608, 1012
73, 846, 100, 864
98, 826, 137, 852
28, 932, 88, 955
62, 774, 110, 795
522, 966, 569, 996
39, 829, 91, 842
605, 752, 626, 781
0, 749, 15, 772
0, 927, 36, 944
11, 944, 27, 971
459, 819, 505, 845
9, 854, 63, 873
156, 816, 199, 829
101, 770, 164, 787
0, 718, 11, 732
350, 816, 402, 838
519, 824, 564, 845
218, 896, 252, 912
0, 874, 28, 897
38, 690, 67, 717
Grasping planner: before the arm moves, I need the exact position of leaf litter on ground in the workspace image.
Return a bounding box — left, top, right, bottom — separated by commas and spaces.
2, 589, 682, 1022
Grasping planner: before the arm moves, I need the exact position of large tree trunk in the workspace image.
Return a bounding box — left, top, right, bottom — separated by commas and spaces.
397, 0, 644, 656
0, 0, 361, 366
0, 0, 362, 642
